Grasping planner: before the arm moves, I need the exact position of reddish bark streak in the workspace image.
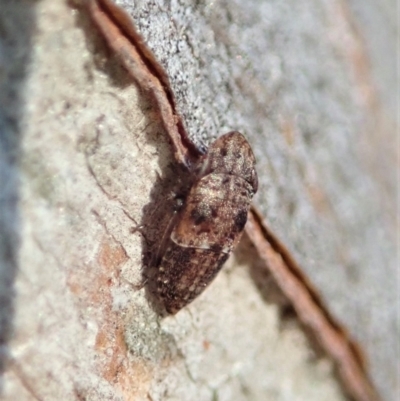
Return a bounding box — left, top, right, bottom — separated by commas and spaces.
87, 0, 202, 169
246, 207, 381, 401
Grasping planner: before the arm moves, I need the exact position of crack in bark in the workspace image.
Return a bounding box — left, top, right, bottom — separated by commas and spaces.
91, 208, 129, 260
9, 359, 44, 401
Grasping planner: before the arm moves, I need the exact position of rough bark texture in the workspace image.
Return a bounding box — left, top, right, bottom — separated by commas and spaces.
0, 1, 397, 401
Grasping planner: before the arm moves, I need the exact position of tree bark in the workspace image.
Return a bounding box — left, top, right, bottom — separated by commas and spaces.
0, 0, 396, 400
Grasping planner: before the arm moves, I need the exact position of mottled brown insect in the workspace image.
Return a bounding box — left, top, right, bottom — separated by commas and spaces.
156, 131, 258, 314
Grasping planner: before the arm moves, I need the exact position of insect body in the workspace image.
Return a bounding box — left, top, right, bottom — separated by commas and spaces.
156, 131, 258, 314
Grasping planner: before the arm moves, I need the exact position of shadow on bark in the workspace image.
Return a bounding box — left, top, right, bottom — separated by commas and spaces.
0, 0, 36, 393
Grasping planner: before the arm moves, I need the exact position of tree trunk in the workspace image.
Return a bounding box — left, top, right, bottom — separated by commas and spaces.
0, 0, 396, 400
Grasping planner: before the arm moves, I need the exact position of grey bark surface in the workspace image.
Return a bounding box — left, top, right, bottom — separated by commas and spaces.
0, 1, 397, 401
